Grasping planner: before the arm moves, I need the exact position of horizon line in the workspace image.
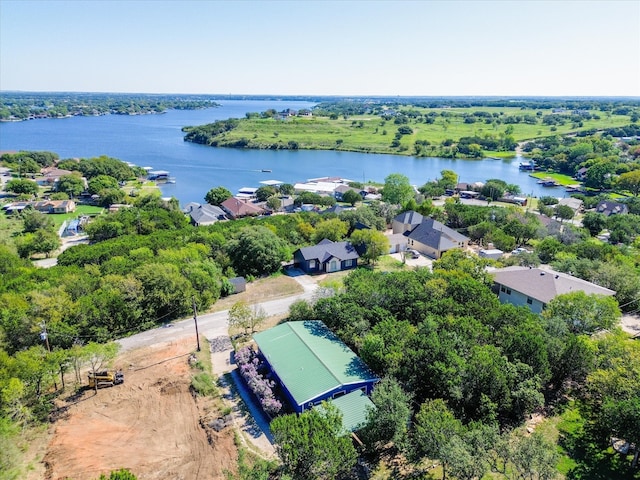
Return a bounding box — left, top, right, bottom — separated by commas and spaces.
1, 90, 640, 100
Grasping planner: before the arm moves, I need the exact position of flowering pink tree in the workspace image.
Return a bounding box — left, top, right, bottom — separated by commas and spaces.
236, 346, 282, 415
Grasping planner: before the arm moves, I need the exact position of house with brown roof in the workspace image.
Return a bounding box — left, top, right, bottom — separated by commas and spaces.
220, 197, 265, 219
36, 167, 75, 186
491, 266, 616, 314
3, 200, 76, 214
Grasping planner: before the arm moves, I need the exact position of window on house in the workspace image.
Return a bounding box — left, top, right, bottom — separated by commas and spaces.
506, 289, 512, 295
500, 286, 506, 293
344, 259, 352, 267
309, 260, 316, 268
527, 297, 533, 304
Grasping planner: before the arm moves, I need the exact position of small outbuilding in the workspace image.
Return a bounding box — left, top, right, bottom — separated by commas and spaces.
479, 248, 504, 260
228, 277, 246, 294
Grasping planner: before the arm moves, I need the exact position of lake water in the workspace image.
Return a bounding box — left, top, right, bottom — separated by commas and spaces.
0, 100, 560, 206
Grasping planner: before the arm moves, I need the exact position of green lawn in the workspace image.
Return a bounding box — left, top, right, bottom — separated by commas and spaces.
191, 106, 632, 157
50, 205, 104, 229
530, 172, 579, 186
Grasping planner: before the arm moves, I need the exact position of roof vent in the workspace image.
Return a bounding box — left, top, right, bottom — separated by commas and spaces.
555, 275, 559, 279
540, 272, 545, 275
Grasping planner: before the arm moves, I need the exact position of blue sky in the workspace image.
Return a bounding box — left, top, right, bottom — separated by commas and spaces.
1, 0, 638, 96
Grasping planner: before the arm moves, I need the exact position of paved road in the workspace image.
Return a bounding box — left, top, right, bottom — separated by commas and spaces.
118, 276, 317, 352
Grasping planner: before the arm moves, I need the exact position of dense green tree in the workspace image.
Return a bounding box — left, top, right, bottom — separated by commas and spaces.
278, 183, 294, 195
420, 182, 446, 198
382, 173, 414, 205
359, 318, 416, 377
312, 218, 348, 243
360, 377, 412, 453
56, 174, 85, 197
543, 291, 621, 335
270, 402, 357, 480
412, 398, 462, 473
15, 229, 61, 258
204, 186, 232, 206
535, 237, 563, 263
87, 175, 119, 195
582, 211, 607, 236
97, 469, 138, 480
265, 195, 281, 212
4, 179, 39, 195
339, 205, 386, 232
438, 169, 458, 190
76, 155, 137, 181
227, 226, 289, 277
539, 196, 559, 206
554, 204, 575, 222
616, 169, 640, 196
228, 300, 265, 335
255, 185, 277, 202
133, 263, 192, 319
488, 228, 516, 253
584, 161, 616, 190
508, 431, 560, 480
349, 229, 389, 265
341, 189, 361, 206
481, 179, 507, 201
21, 209, 54, 233
97, 188, 126, 207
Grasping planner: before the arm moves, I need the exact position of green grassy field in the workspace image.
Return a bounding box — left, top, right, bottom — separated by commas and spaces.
530, 172, 580, 186
49, 205, 104, 229
192, 106, 632, 157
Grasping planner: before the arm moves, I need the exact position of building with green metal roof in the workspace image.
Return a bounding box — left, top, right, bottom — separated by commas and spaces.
253, 320, 379, 415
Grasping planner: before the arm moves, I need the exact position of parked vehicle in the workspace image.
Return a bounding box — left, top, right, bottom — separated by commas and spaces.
511, 247, 532, 255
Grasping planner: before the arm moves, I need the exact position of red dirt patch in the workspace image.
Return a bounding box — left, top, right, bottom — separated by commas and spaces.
43, 338, 237, 480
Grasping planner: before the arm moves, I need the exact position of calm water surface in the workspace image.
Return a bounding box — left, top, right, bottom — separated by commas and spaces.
0, 100, 559, 206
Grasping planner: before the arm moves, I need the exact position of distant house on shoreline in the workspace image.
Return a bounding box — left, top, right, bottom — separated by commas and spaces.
220, 197, 265, 219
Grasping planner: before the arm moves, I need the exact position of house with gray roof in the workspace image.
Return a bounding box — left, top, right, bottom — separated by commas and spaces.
404, 217, 470, 259
293, 239, 359, 274
253, 321, 378, 420
392, 210, 423, 234
595, 200, 628, 217
182, 202, 227, 226
492, 266, 616, 314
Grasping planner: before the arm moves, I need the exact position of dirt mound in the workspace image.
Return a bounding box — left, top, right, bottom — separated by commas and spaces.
43, 339, 237, 480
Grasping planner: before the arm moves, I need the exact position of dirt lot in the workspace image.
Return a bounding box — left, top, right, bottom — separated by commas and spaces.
41, 338, 238, 480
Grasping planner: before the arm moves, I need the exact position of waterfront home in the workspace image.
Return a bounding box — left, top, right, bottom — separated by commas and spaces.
558, 197, 583, 213
182, 202, 227, 226
220, 197, 265, 219
36, 167, 74, 186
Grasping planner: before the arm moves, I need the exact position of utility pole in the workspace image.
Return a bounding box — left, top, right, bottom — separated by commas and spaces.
40, 320, 51, 352
192, 297, 201, 352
